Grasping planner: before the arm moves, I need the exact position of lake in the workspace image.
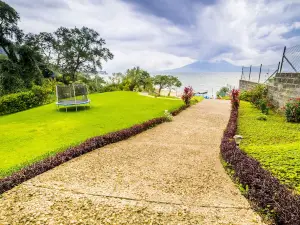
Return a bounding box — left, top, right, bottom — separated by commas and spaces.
154, 72, 268, 97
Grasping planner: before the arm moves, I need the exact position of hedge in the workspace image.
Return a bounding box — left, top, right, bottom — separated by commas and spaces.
0, 103, 191, 195
0, 85, 53, 115
220, 103, 300, 224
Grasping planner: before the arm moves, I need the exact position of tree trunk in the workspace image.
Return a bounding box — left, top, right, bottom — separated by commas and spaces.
168, 88, 171, 96
158, 86, 162, 96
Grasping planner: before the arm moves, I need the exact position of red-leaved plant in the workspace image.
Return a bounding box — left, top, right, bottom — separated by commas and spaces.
285, 98, 300, 122
230, 89, 240, 109
181, 86, 194, 105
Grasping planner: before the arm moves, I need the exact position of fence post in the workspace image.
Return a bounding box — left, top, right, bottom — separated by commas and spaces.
258, 64, 262, 83
241, 66, 244, 80
249, 65, 252, 81
279, 46, 286, 74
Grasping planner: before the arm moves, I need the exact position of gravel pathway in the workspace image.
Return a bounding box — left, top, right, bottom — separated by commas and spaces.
0, 100, 265, 225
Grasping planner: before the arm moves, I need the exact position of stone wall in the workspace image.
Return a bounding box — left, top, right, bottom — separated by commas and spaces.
239, 73, 300, 108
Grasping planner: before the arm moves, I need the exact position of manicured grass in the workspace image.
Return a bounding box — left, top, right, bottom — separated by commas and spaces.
0, 91, 184, 178
238, 101, 300, 192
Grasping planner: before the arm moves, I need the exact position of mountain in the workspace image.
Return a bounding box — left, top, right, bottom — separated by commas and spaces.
164, 60, 242, 73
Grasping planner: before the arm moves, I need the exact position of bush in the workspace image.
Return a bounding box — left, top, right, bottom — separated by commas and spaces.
285, 98, 300, 123
230, 89, 240, 109
239, 91, 251, 101
0, 86, 52, 115
181, 86, 193, 105
240, 85, 270, 114
256, 114, 267, 121
258, 98, 269, 115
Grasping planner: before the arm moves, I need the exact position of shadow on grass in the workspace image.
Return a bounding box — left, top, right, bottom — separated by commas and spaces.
57, 105, 92, 113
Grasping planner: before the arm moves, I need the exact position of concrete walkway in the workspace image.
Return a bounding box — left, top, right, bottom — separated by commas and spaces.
0, 100, 264, 225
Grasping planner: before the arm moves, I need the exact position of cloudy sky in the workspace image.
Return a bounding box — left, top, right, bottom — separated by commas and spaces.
8, 0, 300, 73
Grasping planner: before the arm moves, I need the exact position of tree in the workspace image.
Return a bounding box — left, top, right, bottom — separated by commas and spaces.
0, 0, 23, 62
166, 75, 182, 96
109, 72, 124, 85
0, 1, 45, 94
52, 26, 114, 82
24, 32, 55, 65
153, 75, 169, 95
216, 86, 230, 98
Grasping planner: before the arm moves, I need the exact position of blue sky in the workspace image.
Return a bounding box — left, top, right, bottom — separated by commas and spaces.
8, 0, 300, 73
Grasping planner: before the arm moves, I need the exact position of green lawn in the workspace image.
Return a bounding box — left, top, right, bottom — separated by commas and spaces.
0, 91, 184, 178
238, 101, 300, 192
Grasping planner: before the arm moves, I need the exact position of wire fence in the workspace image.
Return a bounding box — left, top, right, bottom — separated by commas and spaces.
240, 63, 280, 83
280, 45, 300, 73
241, 44, 300, 83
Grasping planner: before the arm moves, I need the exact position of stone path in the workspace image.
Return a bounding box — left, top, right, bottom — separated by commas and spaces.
0, 100, 265, 225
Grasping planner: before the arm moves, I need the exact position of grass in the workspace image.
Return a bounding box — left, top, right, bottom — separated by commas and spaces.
0, 91, 185, 178
238, 101, 300, 192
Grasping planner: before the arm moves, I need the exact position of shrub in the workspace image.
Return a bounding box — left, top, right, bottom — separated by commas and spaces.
181, 86, 193, 105
239, 90, 251, 101
0, 86, 52, 115
230, 89, 240, 109
285, 98, 300, 123
164, 110, 173, 121
258, 98, 269, 115
256, 114, 267, 121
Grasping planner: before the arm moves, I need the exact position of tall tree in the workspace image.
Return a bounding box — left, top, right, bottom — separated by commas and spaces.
166, 75, 182, 96
0, 1, 45, 94
153, 75, 169, 96
0, 0, 23, 62
53, 26, 114, 82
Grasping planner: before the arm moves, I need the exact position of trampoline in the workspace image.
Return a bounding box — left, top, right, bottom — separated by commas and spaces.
56, 84, 91, 112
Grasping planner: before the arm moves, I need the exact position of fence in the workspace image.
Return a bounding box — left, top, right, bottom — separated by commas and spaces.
279, 45, 300, 73
240, 63, 280, 83
241, 44, 300, 83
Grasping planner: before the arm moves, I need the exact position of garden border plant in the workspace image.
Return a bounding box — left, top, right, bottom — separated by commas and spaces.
0, 103, 192, 195
220, 91, 300, 225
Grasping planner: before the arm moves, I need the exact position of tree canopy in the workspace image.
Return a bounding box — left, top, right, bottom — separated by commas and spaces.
0, 1, 114, 95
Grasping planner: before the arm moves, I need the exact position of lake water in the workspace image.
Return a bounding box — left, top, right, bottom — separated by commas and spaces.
154, 72, 268, 97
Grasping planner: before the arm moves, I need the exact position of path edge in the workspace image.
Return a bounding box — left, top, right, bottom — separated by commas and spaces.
220, 102, 300, 224
0, 103, 195, 195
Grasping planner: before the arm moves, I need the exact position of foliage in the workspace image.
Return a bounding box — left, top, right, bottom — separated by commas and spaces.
285, 98, 300, 123
239, 85, 270, 115
239, 101, 300, 192
153, 75, 169, 95
221, 100, 300, 225
0, 92, 184, 179
122, 67, 153, 92
166, 75, 182, 96
181, 86, 194, 105
256, 114, 267, 121
216, 86, 230, 98
164, 110, 173, 122
190, 96, 204, 105
230, 89, 240, 109
0, 85, 52, 115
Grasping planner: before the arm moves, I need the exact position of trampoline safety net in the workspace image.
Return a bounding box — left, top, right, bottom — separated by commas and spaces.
56, 84, 90, 110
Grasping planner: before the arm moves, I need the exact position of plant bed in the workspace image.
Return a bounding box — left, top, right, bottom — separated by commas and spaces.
220, 101, 300, 225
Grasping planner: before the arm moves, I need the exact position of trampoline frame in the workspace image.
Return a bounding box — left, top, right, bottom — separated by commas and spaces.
55, 84, 91, 112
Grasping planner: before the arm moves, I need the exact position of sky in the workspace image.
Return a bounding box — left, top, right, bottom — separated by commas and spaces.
8, 0, 300, 73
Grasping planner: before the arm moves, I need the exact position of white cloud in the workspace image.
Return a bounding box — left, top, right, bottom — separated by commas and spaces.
193, 0, 300, 66
8, 0, 300, 71
10, 0, 194, 73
